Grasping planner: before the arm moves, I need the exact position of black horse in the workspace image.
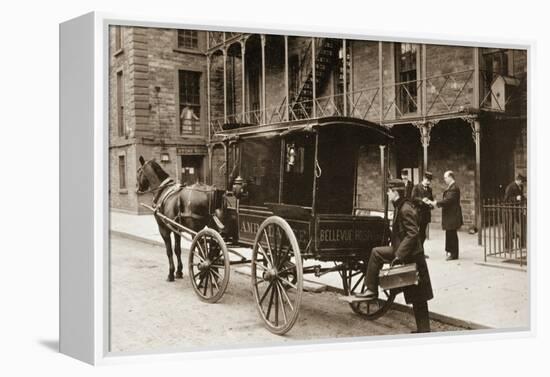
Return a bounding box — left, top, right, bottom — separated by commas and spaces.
136, 156, 223, 281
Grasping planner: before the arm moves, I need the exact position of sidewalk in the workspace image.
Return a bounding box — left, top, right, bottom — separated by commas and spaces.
110, 211, 529, 330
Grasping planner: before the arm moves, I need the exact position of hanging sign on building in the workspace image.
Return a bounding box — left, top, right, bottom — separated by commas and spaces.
177, 146, 208, 155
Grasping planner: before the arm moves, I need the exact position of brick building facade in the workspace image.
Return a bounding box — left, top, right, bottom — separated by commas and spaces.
206, 33, 527, 230
110, 27, 527, 231
109, 26, 210, 213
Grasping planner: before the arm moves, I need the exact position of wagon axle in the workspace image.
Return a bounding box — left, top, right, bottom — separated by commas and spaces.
263, 268, 279, 282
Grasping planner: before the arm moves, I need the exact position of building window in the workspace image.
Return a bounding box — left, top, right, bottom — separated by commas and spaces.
177, 30, 199, 50
395, 43, 418, 114
114, 26, 123, 51
178, 70, 201, 134
118, 155, 127, 190
116, 71, 124, 136
484, 49, 509, 77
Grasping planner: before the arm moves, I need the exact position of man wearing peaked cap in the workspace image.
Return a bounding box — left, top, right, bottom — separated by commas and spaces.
400, 169, 413, 199
503, 173, 526, 249
356, 178, 433, 333
411, 172, 434, 253
504, 174, 526, 203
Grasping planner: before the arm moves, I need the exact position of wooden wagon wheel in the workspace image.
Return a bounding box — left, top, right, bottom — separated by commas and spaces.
188, 227, 230, 303
251, 216, 303, 335
342, 262, 396, 320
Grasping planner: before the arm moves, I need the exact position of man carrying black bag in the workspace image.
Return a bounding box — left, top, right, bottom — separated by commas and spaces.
356, 179, 434, 333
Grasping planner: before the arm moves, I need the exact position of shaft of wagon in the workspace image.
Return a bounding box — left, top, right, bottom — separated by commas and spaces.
140, 203, 198, 237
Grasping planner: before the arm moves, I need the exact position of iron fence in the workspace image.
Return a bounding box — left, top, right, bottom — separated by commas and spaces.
482, 199, 527, 266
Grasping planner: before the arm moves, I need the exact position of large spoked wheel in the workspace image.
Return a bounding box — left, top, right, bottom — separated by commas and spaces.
188, 227, 230, 303
251, 216, 303, 335
343, 262, 396, 320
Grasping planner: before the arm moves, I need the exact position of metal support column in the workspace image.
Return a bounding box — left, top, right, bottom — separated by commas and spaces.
206, 55, 211, 140
414, 121, 435, 175
378, 41, 383, 123
223, 48, 228, 123
207, 144, 213, 185
380, 145, 387, 219
421, 44, 427, 117
473, 119, 482, 245
343, 39, 348, 117
473, 47, 480, 109
261, 34, 267, 125
284, 35, 289, 121
240, 39, 246, 123
349, 40, 354, 112
312, 37, 317, 118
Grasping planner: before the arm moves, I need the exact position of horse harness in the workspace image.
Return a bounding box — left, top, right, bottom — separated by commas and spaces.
153, 182, 224, 230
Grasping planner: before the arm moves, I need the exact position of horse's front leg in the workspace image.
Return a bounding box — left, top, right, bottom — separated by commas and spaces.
174, 233, 183, 279
160, 228, 176, 282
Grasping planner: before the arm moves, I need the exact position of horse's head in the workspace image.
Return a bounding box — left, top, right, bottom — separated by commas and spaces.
136, 156, 170, 194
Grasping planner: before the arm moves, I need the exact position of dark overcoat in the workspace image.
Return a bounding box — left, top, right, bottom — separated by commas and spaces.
404, 180, 413, 199
437, 182, 463, 230
410, 183, 433, 224
391, 199, 434, 304
504, 182, 524, 203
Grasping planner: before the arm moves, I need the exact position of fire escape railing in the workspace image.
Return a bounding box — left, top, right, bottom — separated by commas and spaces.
209, 55, 526, 135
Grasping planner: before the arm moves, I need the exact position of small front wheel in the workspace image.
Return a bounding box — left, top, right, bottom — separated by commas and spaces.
188, 227, 230, 303
343, 263, 396, 320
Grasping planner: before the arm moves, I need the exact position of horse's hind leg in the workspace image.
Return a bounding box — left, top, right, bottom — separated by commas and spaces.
160, 227, 176, 282
174, 233, 183, 279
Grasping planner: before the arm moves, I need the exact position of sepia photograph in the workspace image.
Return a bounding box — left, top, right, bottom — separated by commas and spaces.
107, 25, 528, 354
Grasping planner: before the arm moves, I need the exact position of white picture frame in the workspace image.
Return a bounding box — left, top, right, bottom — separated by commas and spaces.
59, 11, 534, 365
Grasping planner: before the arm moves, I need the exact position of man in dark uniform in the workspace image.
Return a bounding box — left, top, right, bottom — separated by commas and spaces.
401, 169, 413, 199
504, 174, 526, 203
425, 170, 463, 260
357, 179, 433, 333
504, 174, 526, 249
411, 171, 434, 251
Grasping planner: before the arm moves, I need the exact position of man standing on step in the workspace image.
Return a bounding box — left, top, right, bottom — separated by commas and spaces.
357, 179, 433, 333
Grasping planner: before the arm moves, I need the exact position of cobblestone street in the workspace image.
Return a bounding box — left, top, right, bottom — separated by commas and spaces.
110, 234, 465, 353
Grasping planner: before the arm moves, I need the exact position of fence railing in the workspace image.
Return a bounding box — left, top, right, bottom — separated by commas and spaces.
482, 199, 527, 266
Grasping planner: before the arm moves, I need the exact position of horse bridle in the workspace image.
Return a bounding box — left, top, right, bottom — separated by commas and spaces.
136, 159, 168, 195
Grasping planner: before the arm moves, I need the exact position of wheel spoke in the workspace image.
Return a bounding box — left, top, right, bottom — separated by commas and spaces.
258, 244, 273, 268
274, 279, 279, 326
279, 278, 298, 290
277, 263, 296, 276
277, 280, 294, 312
193, 270, 205, 280
192, 250, 206, 263
210, 252, 223, 264
197, 270, 206, 288
203, 235, 209, 258
351, 273, 365, 293
209, 271, 220, 291
202, 272, 209, 296
254, 262, 268, 271
262, 229, 274, 265
259, 282, 274, 305
273, 225, 282, 269
196, 243, 207, 260
210, 268, 223, 280
276, 282, 288, 324
266, 285, 275, 321
209, 273, 214, 297
254, 277, 267, 286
